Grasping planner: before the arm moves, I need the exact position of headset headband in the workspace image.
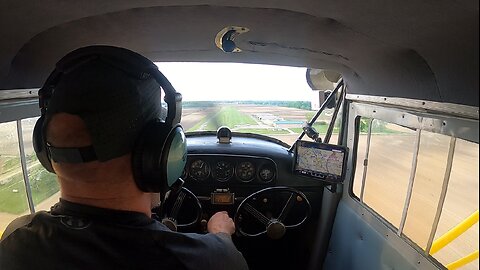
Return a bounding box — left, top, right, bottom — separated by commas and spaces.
39, 46, 182, 163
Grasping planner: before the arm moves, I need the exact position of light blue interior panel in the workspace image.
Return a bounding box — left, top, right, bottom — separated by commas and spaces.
324, 201, 423, 270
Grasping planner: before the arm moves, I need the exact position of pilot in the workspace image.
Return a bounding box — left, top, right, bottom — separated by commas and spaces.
0, 46, 248, 269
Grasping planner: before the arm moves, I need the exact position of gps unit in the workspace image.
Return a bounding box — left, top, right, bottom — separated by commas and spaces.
293, 140, 348, 183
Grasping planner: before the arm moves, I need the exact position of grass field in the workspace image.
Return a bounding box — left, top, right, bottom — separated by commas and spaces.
188, 106, 258, 132
187, 111, 216, 132
204, 106, 257, 130
0, 165, 58, 214
1, 156, 21, 175
185, 104, 346, 138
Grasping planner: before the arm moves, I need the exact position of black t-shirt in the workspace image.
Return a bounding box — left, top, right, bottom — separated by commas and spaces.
0, 200, 248, 270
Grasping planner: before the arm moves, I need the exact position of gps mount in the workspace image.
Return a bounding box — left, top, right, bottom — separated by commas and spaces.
288, 79, 344, 152
302, 123, 322, 143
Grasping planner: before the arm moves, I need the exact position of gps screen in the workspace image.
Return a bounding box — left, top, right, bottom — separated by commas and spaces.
294, 141, 347, 182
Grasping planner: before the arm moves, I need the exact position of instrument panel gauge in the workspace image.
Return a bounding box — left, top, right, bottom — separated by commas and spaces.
189, 159, 210, 181
213, 161, 234, 182
236, 161, 256, 182
259, 166, 275, 182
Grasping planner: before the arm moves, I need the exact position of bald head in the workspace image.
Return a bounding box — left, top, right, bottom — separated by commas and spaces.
47, 113, 92, 148
46, 113, 133, 184
45, 113, 155, 215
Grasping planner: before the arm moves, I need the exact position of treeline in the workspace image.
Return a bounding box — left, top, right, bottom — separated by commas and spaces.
183, 101, 312, 110
183, 101, 218, 108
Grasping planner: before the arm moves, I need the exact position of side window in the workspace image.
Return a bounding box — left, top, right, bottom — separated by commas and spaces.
0, 118, 61, 237
0, 121, 30, 234
431, 139, 479, 270
353, 118, 416, 227
20, 117, 59, 211
403, 131, 451, 248
353, 117, 479, 270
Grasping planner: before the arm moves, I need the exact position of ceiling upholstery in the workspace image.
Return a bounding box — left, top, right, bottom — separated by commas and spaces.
0, 1, 478, 106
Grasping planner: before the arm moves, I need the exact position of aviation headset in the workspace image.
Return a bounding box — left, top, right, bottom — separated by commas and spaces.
32, 46, 187, 194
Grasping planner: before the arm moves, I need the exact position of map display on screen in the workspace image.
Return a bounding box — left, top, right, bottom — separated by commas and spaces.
294, 141, 347, 182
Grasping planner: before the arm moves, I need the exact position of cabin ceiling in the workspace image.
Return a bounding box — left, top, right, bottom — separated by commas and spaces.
0, 1, 478, 106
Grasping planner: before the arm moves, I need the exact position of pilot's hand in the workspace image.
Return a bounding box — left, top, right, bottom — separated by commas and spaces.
207, 211, 235, 235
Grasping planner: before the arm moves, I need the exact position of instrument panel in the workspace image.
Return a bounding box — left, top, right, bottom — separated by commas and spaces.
183, 154, 277, 184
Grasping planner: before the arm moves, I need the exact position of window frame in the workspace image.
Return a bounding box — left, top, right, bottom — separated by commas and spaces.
0, 97, 42, 215
344, 100, 479, 267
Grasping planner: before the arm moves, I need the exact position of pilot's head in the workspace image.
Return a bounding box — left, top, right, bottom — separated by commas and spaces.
43, 54, 164, 202
35, 46, 186, 204
45, 54, 163, 161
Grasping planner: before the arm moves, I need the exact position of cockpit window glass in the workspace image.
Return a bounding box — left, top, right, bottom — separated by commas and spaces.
329, 98, 344, 145
431, 139, 479, 270
353, 118, 479, 270
158, 62, 340, 146
20, 117, 59, 211
403, 131, 450, 249
354, 118, 416, 228
0, 121, 30, 236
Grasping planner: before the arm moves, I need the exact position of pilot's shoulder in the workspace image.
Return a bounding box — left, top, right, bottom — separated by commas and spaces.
1, 214, 35, 241
0, 211, 51, 241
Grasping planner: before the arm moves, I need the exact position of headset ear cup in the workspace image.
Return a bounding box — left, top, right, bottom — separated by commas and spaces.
33, 116, 55, 173
161, 126, 187, 187
132, 121, 187, 193
132, 120, 170, 192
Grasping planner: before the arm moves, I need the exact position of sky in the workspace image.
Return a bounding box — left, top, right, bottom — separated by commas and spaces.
155, 62, 315, 102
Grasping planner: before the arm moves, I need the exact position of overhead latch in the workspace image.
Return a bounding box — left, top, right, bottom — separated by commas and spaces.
215, 26, 249, 53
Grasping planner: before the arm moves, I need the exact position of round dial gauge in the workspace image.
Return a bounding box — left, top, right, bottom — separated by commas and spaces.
259, 166, 275, 182
236, 161, 256, 182
181, 168, 188, 179
189, 160, 210, 181
213, 161, 234, 182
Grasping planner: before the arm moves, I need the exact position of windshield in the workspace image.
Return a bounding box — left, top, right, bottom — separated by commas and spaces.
158, 62, 339, 146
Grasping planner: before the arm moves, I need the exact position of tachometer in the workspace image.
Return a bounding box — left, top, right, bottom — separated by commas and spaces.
189, 160, 210, 181
213, 161, 234, 182
236, 161, 256, 182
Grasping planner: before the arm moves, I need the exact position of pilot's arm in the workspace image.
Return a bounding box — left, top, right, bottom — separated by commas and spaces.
158, 211, 249, 270
207, 211, 235, 235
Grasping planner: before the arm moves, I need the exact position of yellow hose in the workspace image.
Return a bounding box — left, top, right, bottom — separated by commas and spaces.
447, 250, 479, 270
430, 210, 479, 255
